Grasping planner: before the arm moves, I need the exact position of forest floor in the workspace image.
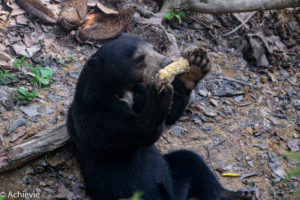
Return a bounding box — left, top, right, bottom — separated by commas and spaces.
0, 0, 299, 199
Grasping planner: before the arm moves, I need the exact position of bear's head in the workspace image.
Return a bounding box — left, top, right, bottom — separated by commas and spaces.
92, 33, 171, 83
75, 33, 172, 104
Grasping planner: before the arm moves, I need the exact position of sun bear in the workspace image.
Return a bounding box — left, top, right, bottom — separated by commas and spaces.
67, 33, 253, 200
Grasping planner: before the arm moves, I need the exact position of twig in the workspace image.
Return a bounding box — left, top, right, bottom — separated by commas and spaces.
229, 99, 253, 107
223, 12, 256, 36
132, 4, 156, 18
204, 145, 218, 177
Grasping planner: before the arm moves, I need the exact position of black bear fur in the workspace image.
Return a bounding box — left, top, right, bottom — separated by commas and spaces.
67, 33, 253, 200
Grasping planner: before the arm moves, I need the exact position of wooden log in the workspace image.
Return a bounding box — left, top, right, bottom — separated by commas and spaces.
0, 122, 69, 173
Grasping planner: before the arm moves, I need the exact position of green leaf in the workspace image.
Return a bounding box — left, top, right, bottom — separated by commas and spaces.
17, 94, 26, 100
19, 56, 26, 65
3, 72, 19, 81
18, 88, 28, 96
40, 78, 50, 85
13, 58, 19, 68
179, 11, 186, 18
30, 67, 41, 76
66, 56, 78, 62
0, 75, 7, 85
165, 11, 175, 20
56, 59, 67, 66
175, 14, 182, 24
40, 66, 53, 78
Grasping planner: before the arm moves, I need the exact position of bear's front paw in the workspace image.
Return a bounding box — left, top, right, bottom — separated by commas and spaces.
178, 50, 211, 90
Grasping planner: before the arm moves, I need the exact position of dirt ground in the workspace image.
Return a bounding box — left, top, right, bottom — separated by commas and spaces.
0, 0, 299, 199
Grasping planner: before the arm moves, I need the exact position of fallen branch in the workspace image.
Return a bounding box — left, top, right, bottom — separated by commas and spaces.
157, 0, 300, 17
0, 122, 69, 173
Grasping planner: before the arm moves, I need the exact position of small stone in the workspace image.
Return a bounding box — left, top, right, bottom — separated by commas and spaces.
247, 160, 254, 168
245, 127, 253, 135
287, 140, 300, 152
35, 187, 41, 193
234, 95, 243, 103
22, 177, 31, 185
209, 99, 219, 107
273, 177, 281, 183
56, 184, 68, 199
253, 124, 260, 132
253, 143, 267, 150
20, 104, 40, 117
293, 99, 300, 110
9, 131, 26, 143
245, 156, 252, 161
46, 179, 55, 186
46, 106, 54, 114
8, 118, 27, 134
40, 181, 46, 187
269, 116, 280, 125
201, 125, 211, 132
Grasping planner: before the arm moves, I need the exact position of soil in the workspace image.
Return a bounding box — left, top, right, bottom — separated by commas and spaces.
0, 1, 299, 200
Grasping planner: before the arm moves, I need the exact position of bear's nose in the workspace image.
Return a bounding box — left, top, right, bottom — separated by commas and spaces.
160, 57, 173, 68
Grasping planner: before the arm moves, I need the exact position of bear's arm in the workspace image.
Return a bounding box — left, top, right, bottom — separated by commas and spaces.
165, 77, 192, 125
131, 81, 190, 126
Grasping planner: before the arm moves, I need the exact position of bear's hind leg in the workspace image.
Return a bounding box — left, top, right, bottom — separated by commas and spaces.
164, 150, 223, 200
164, 150, 254, 200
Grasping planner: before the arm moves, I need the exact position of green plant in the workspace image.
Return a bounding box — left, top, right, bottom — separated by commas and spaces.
284, 152, 300, 196
56, 56, 78, 66
0, 70, 19, 85
29, 66, 54, 88
13, 56, 31, 68
120, 192, 143, 200
17, 88, 39, 101
165, 11, 186, 24
66, 56, 78, 62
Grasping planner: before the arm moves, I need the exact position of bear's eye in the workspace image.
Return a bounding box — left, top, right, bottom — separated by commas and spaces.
134, 55, 145, 64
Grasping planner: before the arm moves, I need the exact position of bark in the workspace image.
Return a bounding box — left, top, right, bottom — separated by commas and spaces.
158, 0, 300, 17
0, 122, 69, 173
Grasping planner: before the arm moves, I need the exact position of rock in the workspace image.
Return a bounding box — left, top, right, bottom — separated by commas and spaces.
46, 179, 55, 186
190, 102, 217, 118
268, 151, 285, 178
8, 118, 27, 134
269, 116, 280, 125
40, 181, 46, 187
293, 99, 300, 110
287, 140, 300, 152
22, 177, 32, 185
9, 131, 26, 143
48, 155, 65, 167
201, 125, 211, 132
46, 106, 54, 114
209, 99, 219, 107
0, 86, 17, 109
234, 95, 243, 103
56, 184, 68, 199
253, 143, 267, 150
20, 104, 40, 117
35, 187, 41, 193
170, 125, 186, 137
